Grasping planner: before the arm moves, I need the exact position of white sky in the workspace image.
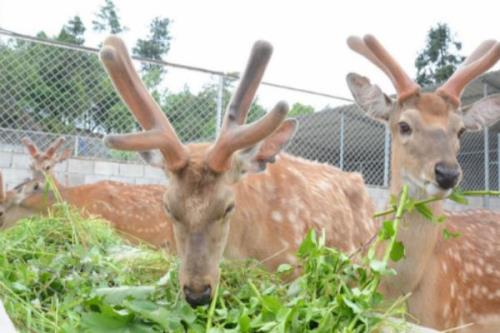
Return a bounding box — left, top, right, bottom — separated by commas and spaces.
1, 0, 500, 109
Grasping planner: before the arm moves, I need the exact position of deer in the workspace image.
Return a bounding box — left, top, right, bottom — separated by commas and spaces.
99, 35, 378, 307
346, 34, 500, 331
0, 171, 42, 229
2, 137, 177, 251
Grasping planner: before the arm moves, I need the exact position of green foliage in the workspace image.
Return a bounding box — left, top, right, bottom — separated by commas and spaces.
415, 23, 465, 86
0, 204, 406, 332
133, 17, 172, 75
288, 103, 315, 117
92, 0, 127, 34
0, 37, 136, 134
443, 228, 461, 240
57, 16, 86, 45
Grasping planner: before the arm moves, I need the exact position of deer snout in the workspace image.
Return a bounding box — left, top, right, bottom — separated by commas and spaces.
183, 284, 212, 307
435, 162, 461, 190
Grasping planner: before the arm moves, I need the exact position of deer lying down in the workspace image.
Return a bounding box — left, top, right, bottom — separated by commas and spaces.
99, 36, 377, 307
347, 34, 500, 332
1, 137, 176, 251
0, 171, 41, 228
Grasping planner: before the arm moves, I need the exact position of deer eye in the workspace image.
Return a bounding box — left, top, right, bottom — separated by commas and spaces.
164, 203, 181, 221
457, 127, 466, 138
224, 203, 235, 217
398, 121, 412, 136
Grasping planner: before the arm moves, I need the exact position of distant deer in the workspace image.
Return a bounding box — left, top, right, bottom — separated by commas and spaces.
3, 137, 176, 251
0, 171, 40, 229
99, 36, 377, 307
346, 34, 500, 331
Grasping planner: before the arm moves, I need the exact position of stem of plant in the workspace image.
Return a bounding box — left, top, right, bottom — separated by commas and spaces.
205, 282, 219, 332
370, 185, 409, 294
382, 185, 408, 263
373, 190, 500, 218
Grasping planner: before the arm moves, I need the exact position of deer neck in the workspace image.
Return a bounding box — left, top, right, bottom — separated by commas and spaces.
383, 154, 443, 297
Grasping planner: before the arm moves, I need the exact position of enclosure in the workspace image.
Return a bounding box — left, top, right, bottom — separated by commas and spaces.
2, 28, 500, 211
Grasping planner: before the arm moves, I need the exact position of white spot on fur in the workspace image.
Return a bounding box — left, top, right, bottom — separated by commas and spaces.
271, 211, 283, 223
317, 180, 331, 192
450, 283, 456, 298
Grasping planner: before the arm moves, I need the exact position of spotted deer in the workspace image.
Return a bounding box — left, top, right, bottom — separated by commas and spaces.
0, 171, 41, 228
2, 137, 176, 250
346, 34, 500, 331
99, 36, 377, 307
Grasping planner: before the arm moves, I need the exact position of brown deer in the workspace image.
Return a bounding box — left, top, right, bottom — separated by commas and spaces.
99, 36, 377, 307
346, 34, 500, 331
0, 171, 42, 229
4, 137, 176, 251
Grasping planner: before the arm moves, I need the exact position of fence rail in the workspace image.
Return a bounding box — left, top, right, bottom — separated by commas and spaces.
1, 29, 499, 199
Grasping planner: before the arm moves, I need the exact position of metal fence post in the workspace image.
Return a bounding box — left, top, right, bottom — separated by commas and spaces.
339, 109, 344, 170
497, 133, 500, 191
483, 83, 490, 208
383, 125, 390, 187
74, 136, 79, 157
215, 74, 225, 137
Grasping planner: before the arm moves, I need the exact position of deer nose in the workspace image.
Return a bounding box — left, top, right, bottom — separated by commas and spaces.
183, 285, 212, 308
435, 162, 460, 190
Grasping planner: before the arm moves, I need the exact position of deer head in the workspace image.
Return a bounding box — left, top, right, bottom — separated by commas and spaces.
21, 137, 72, 180
346, 35, 500, 197
0, 171, 43, 229
100, 36, 296, 307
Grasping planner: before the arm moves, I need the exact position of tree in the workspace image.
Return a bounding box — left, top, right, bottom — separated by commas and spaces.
133, 18, 171, 67
92, 0, 127, 34
415, 23, 465, 86
133, 17, 172, 90
289, 102, 315, 117
57, 16, 86, 45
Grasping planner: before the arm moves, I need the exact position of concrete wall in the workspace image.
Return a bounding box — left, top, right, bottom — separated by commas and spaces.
1, 149, 499, 212
0, 150, 166, 190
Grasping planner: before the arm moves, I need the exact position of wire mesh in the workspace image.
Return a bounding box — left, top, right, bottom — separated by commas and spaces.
1, 31, 499, 191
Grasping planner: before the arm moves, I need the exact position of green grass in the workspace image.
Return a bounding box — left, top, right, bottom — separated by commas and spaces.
0, 201, 408, 333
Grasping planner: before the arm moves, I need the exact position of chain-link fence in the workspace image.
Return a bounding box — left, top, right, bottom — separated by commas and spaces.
1, 29, 500, 193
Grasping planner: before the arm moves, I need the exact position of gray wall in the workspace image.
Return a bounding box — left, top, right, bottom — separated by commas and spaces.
0, 150, 166, 190
1, 149, 498, 212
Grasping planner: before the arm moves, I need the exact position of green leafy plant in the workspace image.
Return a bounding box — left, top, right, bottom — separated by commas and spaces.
1, 180, 498, 332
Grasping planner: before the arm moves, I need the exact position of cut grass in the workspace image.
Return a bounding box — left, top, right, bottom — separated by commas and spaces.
0, 202, 407, 332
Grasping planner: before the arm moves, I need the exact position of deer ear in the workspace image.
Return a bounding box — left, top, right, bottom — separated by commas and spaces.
45, 137, 66, 158
139, 150, 165, 169
463, 94, 500, 131
21, 137, 39, 157
237, 119, 298, 174
56, 149, 72, 163
346, 73, 393, 122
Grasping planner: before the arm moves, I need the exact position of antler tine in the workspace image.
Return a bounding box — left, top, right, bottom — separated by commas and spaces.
0, 170, 5, 202
223, 40, 273, 127
206, 40, 288, 172
347, 36, 396, 84
206, 101, 289, 172
461, 40, 497, 67
362, 35, 420, 102
45, 137, 65, 158
438, 42, 500, 107
21, 137, 39, 157
100, 36, 188, 171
